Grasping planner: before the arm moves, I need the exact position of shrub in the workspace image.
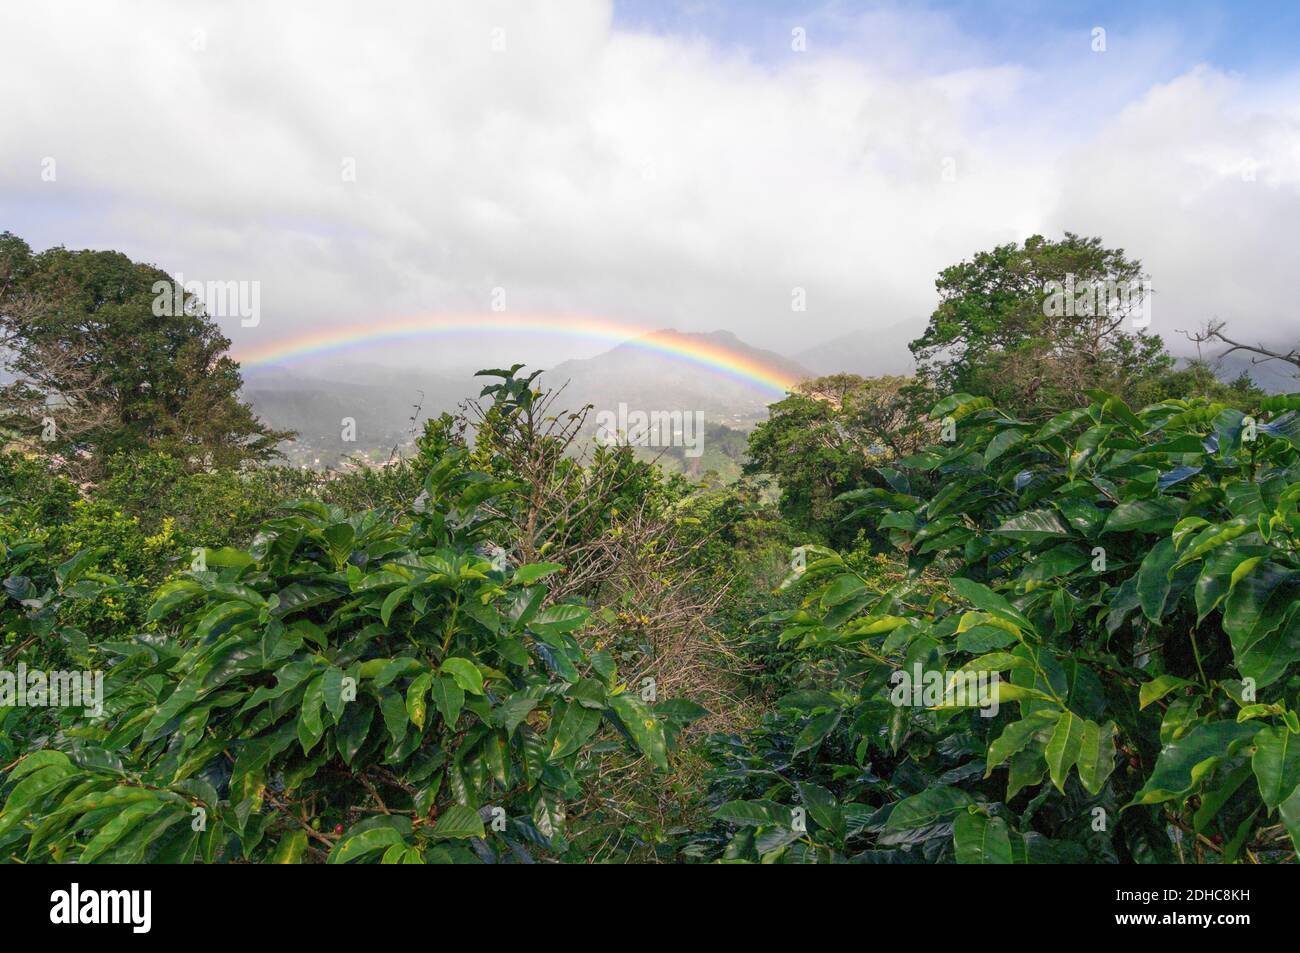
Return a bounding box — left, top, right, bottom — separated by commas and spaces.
0, 451, 678, 863
698, 390, 1300, 863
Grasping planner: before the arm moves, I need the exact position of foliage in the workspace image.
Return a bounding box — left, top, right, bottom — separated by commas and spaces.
745, 375, 932, 546
0, 508, 129, 764
0, 231, 289, 473
1129, 360, 1264, 412
0, 450, 681, 863
909, 233, 1173, 415
700, 388, 1300, 863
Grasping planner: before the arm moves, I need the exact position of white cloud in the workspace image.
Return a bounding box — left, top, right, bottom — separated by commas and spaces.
1, 0, 1297, 369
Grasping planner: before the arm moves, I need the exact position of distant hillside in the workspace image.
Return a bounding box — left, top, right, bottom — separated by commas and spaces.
794, 319, 923, 378
242, 365, 473, 466
540, 329, 810, 425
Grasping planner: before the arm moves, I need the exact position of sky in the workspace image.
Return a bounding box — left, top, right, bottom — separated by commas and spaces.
1, 0, 1297, 373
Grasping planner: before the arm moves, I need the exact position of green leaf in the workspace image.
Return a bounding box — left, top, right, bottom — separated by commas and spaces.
6, 749, 71, 781
379, 689, 408, 745
229, 722, 297, 804
1103, 499, 1178, 533
336, 700, 374, 765
512, 562, 563, 585
884, 785, 973, 830
194, 600, 257, 642
429, 676, 464, 729
549, 702, 602, 760
1075, 719, 1118, 796
322, 523, 355, 565
821, 573, 867, 608
1130, 721, 1257, 806
495, 688, 544, 736
993, 509, 1070, 542
380, 586, 412, 627
1224, 571, 1300, 688
1044, 710, 1085, 793
529, 603, 589, 638
79, 801, 161, 864
607, 692, 669, 770
322, 666, 348, 721
1136, 537, 1177, 622
984, 429, 1026, 465
986, 710, 1059, 775
531, 790, 565, 840
271, 830, 308, 863
146, 579, 205, 622
371, 656, 422, 689
439, 657, 485, 696
1280, 786, 1300, 852
204, 546, 256, 569
1177, 516, 1253, 567
406, 672, 432, 731
792, 709, 840, 756
328, 827, 405, 864
950, 577, 1032, 631
1252, 725, 1300, 810
0, 763, 80, 838
297, 672, 327, 754
957, 624, 1017, 653
1139, 674, 1194, 710
796, 781, 844, 839
272, 582, 341, 617
431, 804, 485, 840
953, 809, 1013, 864
1194, 545, 1269, 622
1222, 562, 1298, 642
714, 800, 790, 827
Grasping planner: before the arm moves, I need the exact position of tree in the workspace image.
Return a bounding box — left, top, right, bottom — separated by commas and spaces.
1129, 358, 1264, 411
0, 232, 288, 473
745, 374, 931, 544
1187, 319, 1300, 379
910, 233, 1172, 414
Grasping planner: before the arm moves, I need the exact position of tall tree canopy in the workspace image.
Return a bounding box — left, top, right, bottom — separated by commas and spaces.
909, 233, 1173, 414
0, 232, 287, 471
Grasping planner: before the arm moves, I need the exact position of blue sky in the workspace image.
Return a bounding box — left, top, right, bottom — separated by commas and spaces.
613, 0, 1300, 74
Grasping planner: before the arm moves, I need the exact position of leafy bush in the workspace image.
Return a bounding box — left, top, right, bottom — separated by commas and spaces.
699, 390, 1300, 863
0, 451, 676, 863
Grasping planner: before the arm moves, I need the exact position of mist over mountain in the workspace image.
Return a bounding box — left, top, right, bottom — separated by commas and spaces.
539, 330, 810, 423
794, 319, 924, 377
242, 364, 474, 466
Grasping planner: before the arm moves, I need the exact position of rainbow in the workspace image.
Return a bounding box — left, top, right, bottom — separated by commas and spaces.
230, 313, 801, 395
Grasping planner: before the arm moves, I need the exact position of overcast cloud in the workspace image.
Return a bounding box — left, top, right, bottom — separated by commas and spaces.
1, 0, 1297, 369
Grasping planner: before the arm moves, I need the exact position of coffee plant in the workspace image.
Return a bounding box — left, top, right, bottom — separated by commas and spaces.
0, 451, 673, 863
698, 391, 1300, 863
